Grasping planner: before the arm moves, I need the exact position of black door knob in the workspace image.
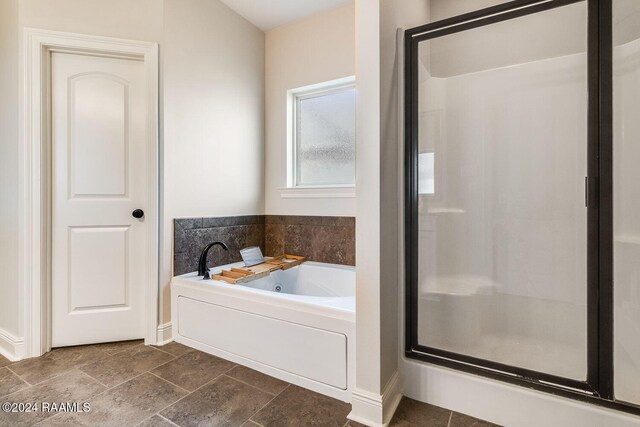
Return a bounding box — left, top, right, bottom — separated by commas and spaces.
132, 209, 144, 219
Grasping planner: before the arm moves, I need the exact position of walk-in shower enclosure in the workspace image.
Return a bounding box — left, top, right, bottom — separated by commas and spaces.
404, 0, 640, 416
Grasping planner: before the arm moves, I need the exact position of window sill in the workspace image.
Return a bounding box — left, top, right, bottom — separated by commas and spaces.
278, 186, 356, 199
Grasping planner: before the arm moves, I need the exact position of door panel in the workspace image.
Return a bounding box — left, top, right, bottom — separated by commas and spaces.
52, 52, 147, 347
68, 226, 129, 311
70, 74, 128, 197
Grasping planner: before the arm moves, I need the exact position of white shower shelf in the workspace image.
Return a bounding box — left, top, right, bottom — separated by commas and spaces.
614, 235, 640, 245
424, 208, 465, 215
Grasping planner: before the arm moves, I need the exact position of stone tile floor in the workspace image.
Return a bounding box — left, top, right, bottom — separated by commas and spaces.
0, 341, 499, 426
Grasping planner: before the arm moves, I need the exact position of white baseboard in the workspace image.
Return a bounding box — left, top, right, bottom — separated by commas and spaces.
402, 359, 640, 427
382, 373, 403, 423
0, 328, 24, 361
156, 322, 173, 345
348, 371, 402, 427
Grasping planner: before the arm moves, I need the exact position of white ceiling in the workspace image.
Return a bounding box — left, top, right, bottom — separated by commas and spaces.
220, 0, 352, 31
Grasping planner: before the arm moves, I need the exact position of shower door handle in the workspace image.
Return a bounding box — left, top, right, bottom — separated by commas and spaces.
585, 176, 596, 208
585, 177, 588, 207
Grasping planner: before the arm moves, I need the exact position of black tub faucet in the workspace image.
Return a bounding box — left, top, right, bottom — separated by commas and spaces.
197, 241, 229, 279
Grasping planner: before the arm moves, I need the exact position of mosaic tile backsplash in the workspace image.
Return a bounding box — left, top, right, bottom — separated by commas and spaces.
173, 215, 355, 276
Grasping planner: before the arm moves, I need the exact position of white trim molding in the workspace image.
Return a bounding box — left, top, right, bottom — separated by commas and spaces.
156, 322, 173, 346
20, 28, 160, 358
278, 185, 356, 199
0, 328, 25, 362
348, 372, 403, 427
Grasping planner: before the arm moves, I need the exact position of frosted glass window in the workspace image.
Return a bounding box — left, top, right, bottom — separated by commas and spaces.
295, 87, 355, 186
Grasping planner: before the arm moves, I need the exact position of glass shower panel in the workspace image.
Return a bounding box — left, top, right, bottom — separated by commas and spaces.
416, 2, 588, 379
613, 0, 640, 406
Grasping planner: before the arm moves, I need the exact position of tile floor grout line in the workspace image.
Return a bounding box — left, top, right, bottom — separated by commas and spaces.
35, 370, 189, 427
147, 371, 193, 395
55, 371, 141, 412
157, 413, 181, 427
447, 411, 453, 427
33, 412, 59, 426
146, 366, 239, 420
86, 370, 150, 399
151, 345, 194, 358
176, 369, 230, 396
248, 383, 291, 425
170, 361, 239, 396
0, 385, 33, 401
5, 365, 38, 387
123, 378, 189, 426
68, 368, 117, 413
78, 349, 180, 392
2, 365, 32, 389
221, 373, 282, 397
2, 347, 121, 405
145, 352, 182, 373
73, 367, 111, 390
9, 351, 115, 388
32, 389, 99, 427
0, 367, 106, 405
135, 413, 181, 427
76, 365, 128, 391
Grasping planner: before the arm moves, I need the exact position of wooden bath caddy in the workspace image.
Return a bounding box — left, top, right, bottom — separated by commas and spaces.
211, 254, 306, 285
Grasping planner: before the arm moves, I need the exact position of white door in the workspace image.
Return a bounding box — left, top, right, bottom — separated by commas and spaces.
51, 52, 148, 347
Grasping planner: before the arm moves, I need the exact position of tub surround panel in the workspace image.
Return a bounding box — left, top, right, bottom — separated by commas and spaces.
265, 215, 355, 266
173, 215, 355, 276
173, 216, 265, 276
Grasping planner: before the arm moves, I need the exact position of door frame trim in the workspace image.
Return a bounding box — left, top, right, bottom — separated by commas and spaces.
20, 28, 159, 357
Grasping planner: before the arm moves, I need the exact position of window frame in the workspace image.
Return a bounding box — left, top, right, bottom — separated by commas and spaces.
286, 76, 356, 191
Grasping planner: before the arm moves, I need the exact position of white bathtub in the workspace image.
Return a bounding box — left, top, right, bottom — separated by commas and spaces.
170, 261, 355, 402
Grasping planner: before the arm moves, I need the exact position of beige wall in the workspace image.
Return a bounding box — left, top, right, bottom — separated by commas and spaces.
0, 0, 20, 344
428, 0, 507, 22
264, 2, 355, 216
19, 0, 164, 41
0, 0, 264, 354
161, 0, 265, 323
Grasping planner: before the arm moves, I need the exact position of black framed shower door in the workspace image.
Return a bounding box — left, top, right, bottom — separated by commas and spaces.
404, 0, 639, 416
